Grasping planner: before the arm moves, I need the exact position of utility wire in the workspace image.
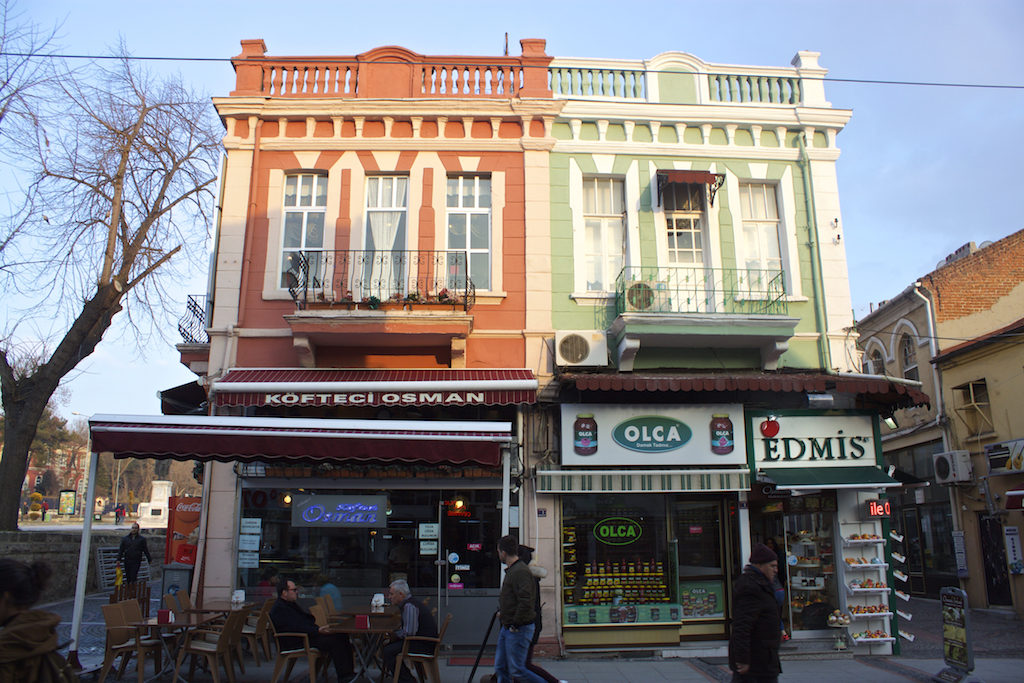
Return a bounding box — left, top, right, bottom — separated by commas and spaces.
2, 51, 1024, 91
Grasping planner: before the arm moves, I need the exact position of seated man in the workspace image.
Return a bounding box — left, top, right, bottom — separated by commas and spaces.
270, 577, 354, 680
381, 579, 438, 683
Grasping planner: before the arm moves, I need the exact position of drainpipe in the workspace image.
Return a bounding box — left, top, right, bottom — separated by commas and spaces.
912, 283, 961, 533
797, 133, 832, 371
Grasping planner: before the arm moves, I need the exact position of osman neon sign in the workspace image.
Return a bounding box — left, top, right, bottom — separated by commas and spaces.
291, 494, 387, 528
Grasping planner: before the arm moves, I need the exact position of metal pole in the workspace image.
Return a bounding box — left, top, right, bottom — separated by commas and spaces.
67, 447, 99, 669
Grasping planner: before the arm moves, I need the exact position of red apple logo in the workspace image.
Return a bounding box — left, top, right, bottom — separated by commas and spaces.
760, 418, 780, 438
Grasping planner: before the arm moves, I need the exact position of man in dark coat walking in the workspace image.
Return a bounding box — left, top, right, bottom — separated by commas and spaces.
117, 523, 151, 585
729, 543, 782, 682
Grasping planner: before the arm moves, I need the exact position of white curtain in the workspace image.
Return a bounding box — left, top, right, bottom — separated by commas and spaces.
368, 211, 402, 298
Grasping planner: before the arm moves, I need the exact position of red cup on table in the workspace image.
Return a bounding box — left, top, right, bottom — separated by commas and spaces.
356, 614, 369, 629
157, 609, 171, 624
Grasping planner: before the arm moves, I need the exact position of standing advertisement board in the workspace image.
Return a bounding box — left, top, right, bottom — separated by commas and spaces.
164, 496, 202, 565
936, 587, 973, 681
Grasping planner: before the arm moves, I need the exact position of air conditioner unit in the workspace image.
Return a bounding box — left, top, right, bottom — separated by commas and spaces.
933, 450, 973, 484
555, 330, 608, 367
624, 280, 670, 312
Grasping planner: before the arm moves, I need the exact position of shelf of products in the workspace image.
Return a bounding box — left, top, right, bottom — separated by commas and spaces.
784, 516, 838, 631
851, 635, 896, 644
840, 517, 894, 650
843, 536, 885, 546
852, 611, 892, 619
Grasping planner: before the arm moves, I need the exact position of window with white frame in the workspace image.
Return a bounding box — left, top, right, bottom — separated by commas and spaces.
446, 175, 491, 290
280, 174, 328, 288
739, 183, 783, 285
582, 177, 625, 292
663, 183, 706, 266
900, 334, 919, 381
365, 175, 408, 297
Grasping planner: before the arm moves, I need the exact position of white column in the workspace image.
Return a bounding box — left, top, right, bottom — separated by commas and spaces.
68, 449, 100, 664
738, 490, 751, 567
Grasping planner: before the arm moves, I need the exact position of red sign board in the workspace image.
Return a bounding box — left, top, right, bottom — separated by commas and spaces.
165, 497, 202, 565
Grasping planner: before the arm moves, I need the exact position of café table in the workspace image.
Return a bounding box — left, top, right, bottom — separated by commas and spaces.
128, 613, 219, 682
185, 599, 255, 615
325, 611, 401, 683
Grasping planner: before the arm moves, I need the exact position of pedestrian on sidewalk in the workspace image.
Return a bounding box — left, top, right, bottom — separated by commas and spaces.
493, 534, 546, 683
728, 543, 782, 683
0, 559, 77, 682
516, 545, 562, 683
117, 523, 151, 585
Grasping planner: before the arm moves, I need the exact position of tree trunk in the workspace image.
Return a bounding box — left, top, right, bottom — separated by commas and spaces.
0, 393, 51, 529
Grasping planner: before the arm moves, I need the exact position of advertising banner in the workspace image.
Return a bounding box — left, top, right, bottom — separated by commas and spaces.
165, 497, 202, 566
560, 404, 746, 466
748, 414, 876, 468
58, 490, 77, 516
940, 587, 973, 673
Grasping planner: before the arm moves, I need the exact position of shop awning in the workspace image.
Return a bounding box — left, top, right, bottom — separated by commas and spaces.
88, 414, 512, 466
536, 469, 750, 494
888, 467, 930, 489
758, 466, 900, 491
1006, 484, 1024, 511
562, 371, 930, 410
211, 368, 538, 408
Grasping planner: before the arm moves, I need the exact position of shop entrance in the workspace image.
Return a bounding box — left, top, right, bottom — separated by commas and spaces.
978, 513, 1012, 606
751, 493, 839, 636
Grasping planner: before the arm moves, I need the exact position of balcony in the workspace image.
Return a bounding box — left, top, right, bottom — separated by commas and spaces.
177, 295, 210, 344
610, 266, 798, 372
283, 250, 476, 367
286, 250, 475, 312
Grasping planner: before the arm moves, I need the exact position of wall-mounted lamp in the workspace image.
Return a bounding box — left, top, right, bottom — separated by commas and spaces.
882, 414, 899, 430
282, 493, 292, 506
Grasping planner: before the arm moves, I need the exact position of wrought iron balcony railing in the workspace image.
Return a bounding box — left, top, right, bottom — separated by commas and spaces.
178, 295, 210, 344
286, 249, 476, 312
615, 266, 788, 317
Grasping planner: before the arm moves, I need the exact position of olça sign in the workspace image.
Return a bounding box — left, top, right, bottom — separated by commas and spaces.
612, 416, 692, 453
594, 517, 643, 545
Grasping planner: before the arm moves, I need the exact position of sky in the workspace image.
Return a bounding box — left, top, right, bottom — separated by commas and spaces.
10, 0, 1024, 421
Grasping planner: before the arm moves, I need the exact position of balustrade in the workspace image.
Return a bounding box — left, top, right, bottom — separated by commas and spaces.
615, 266, 787, 316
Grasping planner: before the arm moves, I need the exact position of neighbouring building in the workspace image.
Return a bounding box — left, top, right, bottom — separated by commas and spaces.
87, 40, 928, 654
857, 229, 1024, 616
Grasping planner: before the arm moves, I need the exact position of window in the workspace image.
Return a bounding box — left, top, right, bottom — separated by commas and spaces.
280, 174, 328, 288
662, 183, 705, 266
952, 380, 993, 437
446, 175, 491, 290
739, 183, 783, 279
900, 335, 919, 381
365, 175, 408, 297
582, 177, 625, 291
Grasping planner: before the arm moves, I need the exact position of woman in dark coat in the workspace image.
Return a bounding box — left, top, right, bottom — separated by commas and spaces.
728, 543, 782, 682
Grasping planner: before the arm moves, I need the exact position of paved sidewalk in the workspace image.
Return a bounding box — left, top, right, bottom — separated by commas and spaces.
41, 585, 1023, 682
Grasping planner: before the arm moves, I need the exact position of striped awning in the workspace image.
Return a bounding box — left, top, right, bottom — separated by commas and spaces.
536, 469, 750, 494
89, 414, 512, 466
211, 368, 537, 408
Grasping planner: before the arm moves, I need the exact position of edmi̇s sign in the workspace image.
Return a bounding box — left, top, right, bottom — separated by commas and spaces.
612, 416, 692, 452
594, 517, 643, 546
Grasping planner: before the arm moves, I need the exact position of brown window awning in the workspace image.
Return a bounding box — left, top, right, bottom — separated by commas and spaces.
88, 415, 513, 466
561, 372, 931, 410
211, 368, 538, 408
656, 169, 726, 206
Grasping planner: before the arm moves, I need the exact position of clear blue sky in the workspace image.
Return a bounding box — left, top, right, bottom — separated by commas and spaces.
14, 0, 1024, 420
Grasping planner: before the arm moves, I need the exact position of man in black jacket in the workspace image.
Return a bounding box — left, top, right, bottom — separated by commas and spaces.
269, 578, 353, 680
117, 523, 151, 585
729, 543, 782, 682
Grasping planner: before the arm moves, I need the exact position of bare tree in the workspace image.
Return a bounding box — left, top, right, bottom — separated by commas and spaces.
0, 46, 221, 529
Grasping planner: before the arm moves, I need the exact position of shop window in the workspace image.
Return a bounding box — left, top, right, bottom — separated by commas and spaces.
900, 334, 919, 381
446, 175, 491, 290
580, 177, 625, 292
952, 379, 993, 437
561, 495, 679, 626
280, 173, 328, 288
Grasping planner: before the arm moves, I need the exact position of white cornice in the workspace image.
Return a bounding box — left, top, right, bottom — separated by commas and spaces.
550, 141, 841, 162
555, 102, 851, 129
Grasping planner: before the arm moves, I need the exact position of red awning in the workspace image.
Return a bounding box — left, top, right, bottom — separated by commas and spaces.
1007, 483, 1024, 511
89, 415, 512, 466
563, 372, 930, 409
211, 368, 537, 408
657, 169, 720, 185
